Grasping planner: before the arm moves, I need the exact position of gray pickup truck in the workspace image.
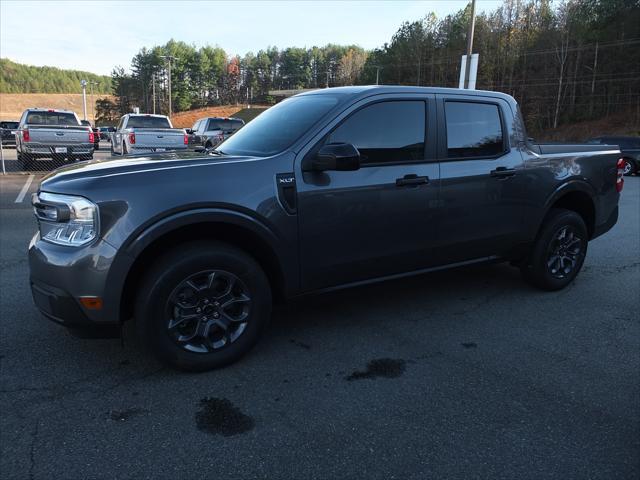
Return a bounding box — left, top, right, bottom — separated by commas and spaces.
29, 86, 623, 371
110, 114, 188, 155
188, 116, 245, 149
15, 109, 94, 169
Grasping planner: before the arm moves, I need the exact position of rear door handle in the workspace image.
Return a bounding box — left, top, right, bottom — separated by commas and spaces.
490, 167, 516, 179
396, 174, 429, 187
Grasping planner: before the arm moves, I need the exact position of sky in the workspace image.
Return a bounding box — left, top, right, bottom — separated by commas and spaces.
0, 0, 503, 75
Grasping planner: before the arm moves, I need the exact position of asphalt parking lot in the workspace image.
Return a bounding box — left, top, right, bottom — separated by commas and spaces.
0, 160, 638, 479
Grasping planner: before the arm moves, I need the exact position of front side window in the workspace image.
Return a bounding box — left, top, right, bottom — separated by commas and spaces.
327, 101, 425, 164
445, 102, 504, 158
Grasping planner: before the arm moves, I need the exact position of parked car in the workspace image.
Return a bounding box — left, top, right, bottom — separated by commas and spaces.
29, 86, 622, 371
99, 126, 115, 141
0, 121, 19, 147
587, 135, 640, 175
188, 117, 244, 148
110, 114, 188, 155
15, 108, 94, 169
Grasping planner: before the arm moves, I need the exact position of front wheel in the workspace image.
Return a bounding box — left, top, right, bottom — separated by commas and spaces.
135, 241, 272, 371
521, 208, 588, 291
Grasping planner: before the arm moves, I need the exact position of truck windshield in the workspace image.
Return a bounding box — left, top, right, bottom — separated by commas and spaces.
127, 116, 172, 128
26, 112, 79, 126
219, 95, 340, 156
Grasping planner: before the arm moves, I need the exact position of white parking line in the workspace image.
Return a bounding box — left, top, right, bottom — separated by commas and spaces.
14, 175, 35, 203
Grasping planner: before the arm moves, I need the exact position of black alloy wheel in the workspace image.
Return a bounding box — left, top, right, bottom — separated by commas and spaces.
166, 270, 252, 353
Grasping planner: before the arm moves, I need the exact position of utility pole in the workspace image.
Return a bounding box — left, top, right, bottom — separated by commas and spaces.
80, 80, 88, 120
463, 0, 477, 89
160, 55, 178, 118
375, 66, 382, 85
152, 73, 156, 114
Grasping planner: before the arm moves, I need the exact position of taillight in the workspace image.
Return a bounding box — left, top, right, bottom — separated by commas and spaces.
184, 133, 188, 145
616, 158, 625, 193
89, 131, 95, 143
22, 129, 30, 142
129, 132, 136, 145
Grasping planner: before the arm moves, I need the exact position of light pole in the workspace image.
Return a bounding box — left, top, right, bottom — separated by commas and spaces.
80, 80, 88, 120
89, 81, 98, 124
160, 55, 178, 118
463, 0, 477, 89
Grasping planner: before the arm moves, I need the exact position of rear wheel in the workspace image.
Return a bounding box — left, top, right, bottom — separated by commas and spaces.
521, 208, 588, 291
135, 241, 272, 371
622, 157, 636, 176
122, 141, 128, 155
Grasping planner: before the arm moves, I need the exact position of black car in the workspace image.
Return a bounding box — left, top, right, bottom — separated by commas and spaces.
99, 126, 115, 142
29, 86, 622, 371
0, 121, 19, 146
588, 136, 640, 175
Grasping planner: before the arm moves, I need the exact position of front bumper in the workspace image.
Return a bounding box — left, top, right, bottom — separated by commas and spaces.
29, 232, 119, 329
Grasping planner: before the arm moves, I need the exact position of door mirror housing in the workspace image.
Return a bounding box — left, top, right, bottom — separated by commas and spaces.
310, 143, 361, 172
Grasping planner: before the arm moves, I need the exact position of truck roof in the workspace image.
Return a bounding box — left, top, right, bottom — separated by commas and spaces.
125, 113, 170, 118
299, 85, 517, 105
25, 108, 76, 113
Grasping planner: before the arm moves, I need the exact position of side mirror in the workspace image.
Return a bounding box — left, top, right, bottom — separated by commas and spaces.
185, 129, 193, 135
310, 143, 360, 172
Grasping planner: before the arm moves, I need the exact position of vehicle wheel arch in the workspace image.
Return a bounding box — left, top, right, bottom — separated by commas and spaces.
113, 210, 288, 325
541, 181, 596, 239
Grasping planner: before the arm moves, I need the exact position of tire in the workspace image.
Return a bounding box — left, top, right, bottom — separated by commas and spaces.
122, 141, 128, 155
110, 142, 115, 155
134, 241, 272, 371
520, 208, 588, 291
622, 157, 636, 176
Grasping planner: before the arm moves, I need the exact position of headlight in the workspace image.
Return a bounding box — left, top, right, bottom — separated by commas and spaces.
32, 192, 99, 246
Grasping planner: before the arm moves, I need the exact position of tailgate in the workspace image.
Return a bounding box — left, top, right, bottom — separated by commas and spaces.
27, 126, 90, 145
133, 129, 185, 149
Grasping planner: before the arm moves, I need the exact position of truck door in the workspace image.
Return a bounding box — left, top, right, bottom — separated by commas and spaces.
435, 94, 526, 262
296, 95, 440, 291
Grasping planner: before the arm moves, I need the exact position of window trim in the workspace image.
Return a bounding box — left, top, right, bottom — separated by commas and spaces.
441, 98, 510, 162
318, 98, 431, 168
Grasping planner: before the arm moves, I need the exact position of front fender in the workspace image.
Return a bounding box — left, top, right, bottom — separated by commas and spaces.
102, 207, 293, 323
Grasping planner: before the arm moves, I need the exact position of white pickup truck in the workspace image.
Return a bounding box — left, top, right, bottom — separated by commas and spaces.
15, 109, 94, 169
110, 114, 188, 155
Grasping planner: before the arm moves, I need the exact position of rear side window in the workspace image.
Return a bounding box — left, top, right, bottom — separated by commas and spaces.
327, 101, 425, 164
26, 111, 79, 126
445, 102, 504, 158
126, 116, 171, 128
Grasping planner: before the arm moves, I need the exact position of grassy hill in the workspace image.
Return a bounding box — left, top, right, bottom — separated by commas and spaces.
0, 93, 114, 121
171, 105, 269, 128
0, 58, 111, 94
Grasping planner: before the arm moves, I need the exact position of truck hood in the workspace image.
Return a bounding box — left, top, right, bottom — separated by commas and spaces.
40, 151, 259, 191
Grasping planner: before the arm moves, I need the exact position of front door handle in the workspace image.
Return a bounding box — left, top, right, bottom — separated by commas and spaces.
396, 174, 429, 187
490, 167, 516, 179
